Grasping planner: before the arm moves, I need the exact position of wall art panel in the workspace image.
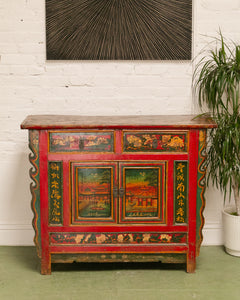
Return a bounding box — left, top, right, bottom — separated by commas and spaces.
46, 0, 192, 60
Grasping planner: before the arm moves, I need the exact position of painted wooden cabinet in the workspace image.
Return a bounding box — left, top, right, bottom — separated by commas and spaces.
21, 115, 216, 274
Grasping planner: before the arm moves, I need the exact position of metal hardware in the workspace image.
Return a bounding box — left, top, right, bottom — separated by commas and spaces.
152, 139, 158, 149
113, 187, 118, 197
79, 138, 84, 151
119, 187, 125, 197
113, 187, 125, 197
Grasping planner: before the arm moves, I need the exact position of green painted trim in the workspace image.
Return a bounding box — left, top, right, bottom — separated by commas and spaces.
196, 130, 207, 256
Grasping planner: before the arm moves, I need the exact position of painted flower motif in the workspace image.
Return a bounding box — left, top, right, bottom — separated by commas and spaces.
159, 234, 172, 242
142, 233, 151, 243
142, 135, 153, 145
97, 137, 108, 145
117, 234, 124, 243
85, 136, 108, 147
75, 234, 84, 244
167, 136, 184, 148
96, 234, 107, 244
127, 135, 142, 148
85, 140, 97, 146
87, 136, 97, 141
162, 135, 171, 143
32, 134, 39, 145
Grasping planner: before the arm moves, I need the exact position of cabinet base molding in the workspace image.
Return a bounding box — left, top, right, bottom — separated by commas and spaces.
51, 253, 186, 264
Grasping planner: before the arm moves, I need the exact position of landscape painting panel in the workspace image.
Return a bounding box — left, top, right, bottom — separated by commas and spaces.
125, 168, 159, 218
77, 168, 112, 218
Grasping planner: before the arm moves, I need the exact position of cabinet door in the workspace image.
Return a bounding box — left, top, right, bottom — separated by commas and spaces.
119, 162, 166, 224
71, 162, 118, 224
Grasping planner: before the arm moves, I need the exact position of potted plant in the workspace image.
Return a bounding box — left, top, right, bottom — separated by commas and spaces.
194, 33, 240, 256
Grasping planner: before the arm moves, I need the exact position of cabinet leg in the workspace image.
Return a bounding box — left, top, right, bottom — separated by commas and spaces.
41, 253, 51, 275
186, 257, 196, 273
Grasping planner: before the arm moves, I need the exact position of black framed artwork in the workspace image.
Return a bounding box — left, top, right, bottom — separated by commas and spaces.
46, 0, 192, 60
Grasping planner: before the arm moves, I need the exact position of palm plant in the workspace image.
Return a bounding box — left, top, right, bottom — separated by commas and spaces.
194, 33, 240, 216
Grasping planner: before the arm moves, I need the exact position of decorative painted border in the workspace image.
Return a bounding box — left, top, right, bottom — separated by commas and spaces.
123, 131, 188, 153
196, 130, 207, 256
49, 131, 114, 153
50, 232, 187, 245
174, 161, 188, 224
48, 161, 63, 225
29, 130, 41, 258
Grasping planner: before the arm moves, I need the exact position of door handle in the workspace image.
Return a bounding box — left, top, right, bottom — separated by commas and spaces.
113, 187, 118, 197
113, 187, 125, 197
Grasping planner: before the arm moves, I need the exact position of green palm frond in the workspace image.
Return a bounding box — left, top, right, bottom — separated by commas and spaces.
193, 32, 240, 209
194, 33, 240, 115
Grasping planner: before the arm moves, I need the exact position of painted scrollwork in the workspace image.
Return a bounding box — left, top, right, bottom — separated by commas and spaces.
196, 130, 207, 256
29, 130, 41, 258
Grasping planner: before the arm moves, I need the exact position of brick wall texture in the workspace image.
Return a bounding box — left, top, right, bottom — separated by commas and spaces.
0, 0, 240, 245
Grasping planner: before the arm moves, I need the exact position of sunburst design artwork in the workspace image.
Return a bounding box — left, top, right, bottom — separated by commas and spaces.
46, 0, 192, 60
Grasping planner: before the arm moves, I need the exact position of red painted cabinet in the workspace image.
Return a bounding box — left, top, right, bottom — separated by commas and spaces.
21, 115, 216, 274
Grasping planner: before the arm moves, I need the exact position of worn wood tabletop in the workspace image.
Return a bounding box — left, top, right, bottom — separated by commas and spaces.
21, 115, 217, 130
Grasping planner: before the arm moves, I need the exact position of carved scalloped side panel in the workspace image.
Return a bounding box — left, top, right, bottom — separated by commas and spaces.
29, 130, 41, 258
196, 130, 207, 256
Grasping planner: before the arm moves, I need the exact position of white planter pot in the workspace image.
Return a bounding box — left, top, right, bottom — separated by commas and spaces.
222, 207, 240, 257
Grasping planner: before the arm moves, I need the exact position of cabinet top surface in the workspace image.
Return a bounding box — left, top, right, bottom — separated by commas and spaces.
21, 114, 217, 130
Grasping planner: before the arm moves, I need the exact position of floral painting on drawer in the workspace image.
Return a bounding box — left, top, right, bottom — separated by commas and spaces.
123, 132, 188, 152
49, 131, 114, 153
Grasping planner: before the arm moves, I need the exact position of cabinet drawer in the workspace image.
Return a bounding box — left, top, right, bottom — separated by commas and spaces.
49, 130, 115, 153
123, 131, 188, 153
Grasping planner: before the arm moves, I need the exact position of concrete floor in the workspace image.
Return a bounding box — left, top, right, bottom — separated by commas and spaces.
0, 246, 239, 299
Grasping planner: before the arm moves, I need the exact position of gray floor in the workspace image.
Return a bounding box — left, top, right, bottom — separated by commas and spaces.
0, 246, 239, 299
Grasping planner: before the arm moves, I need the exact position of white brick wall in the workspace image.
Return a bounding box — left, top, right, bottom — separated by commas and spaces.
0, 0, 239, 245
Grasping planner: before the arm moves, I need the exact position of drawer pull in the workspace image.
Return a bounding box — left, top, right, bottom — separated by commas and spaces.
79, 138, 84, 151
